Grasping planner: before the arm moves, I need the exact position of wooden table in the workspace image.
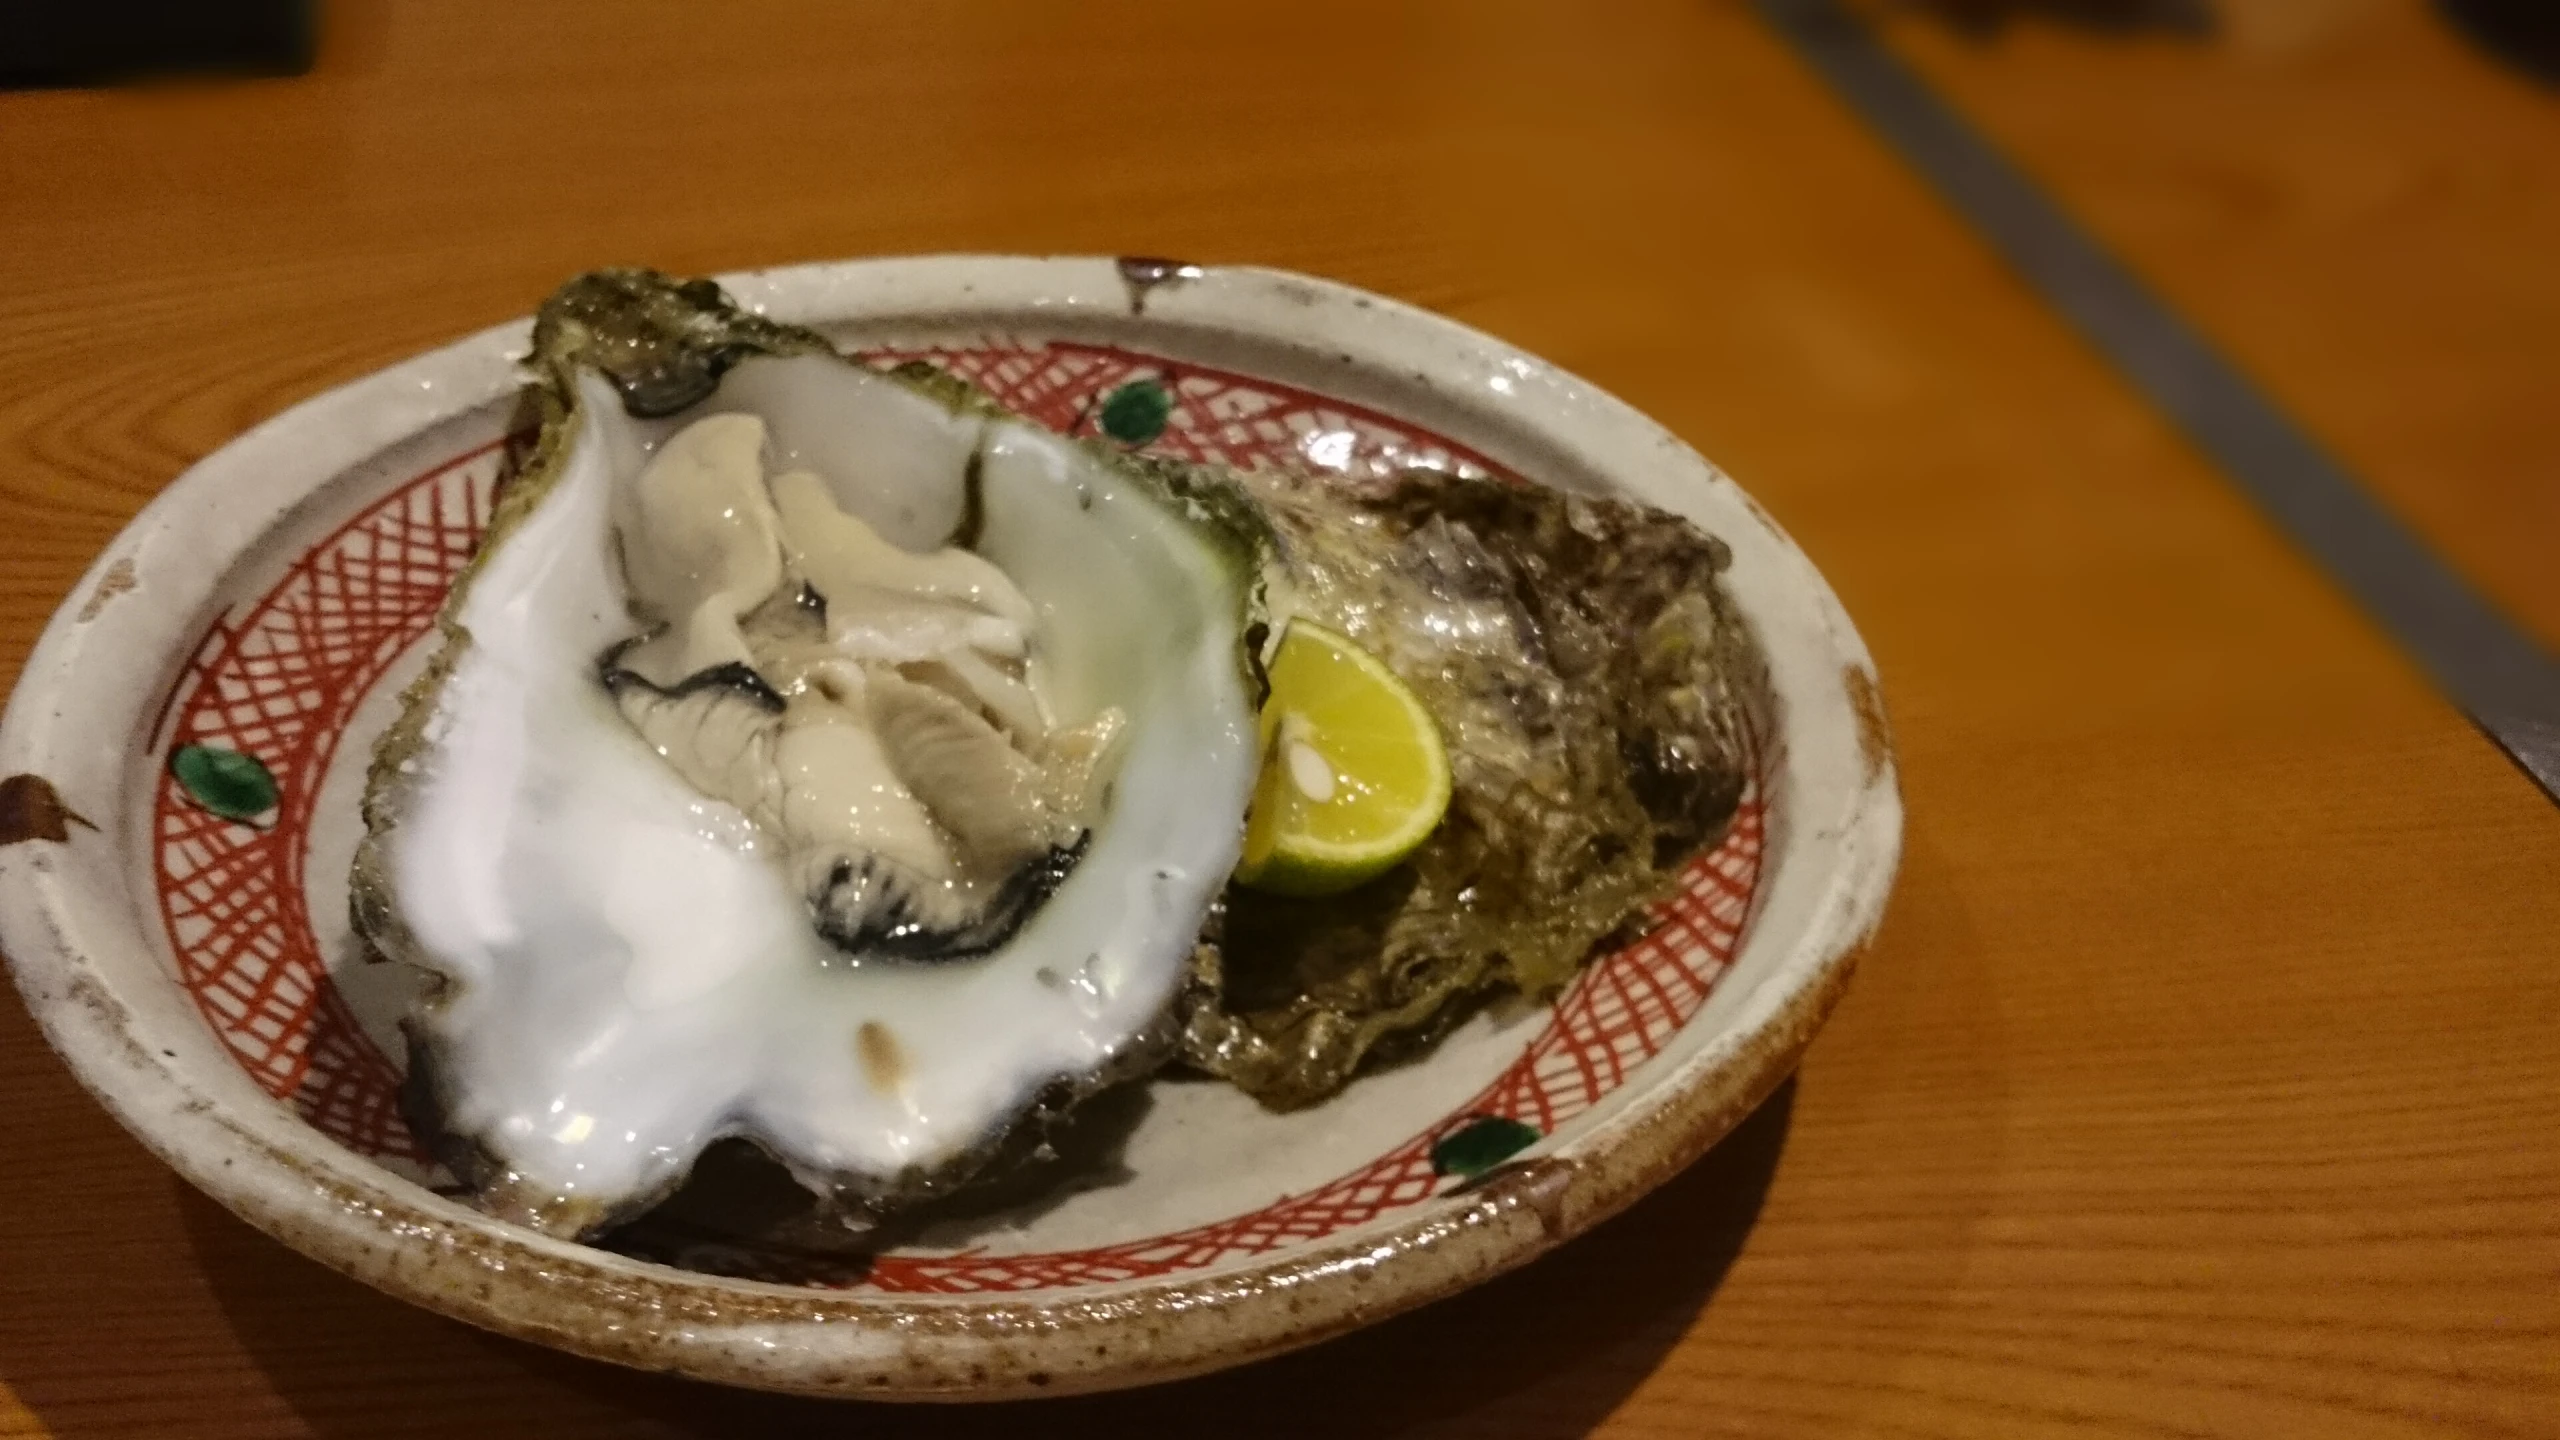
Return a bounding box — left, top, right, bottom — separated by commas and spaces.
4, 2, 2555, 1434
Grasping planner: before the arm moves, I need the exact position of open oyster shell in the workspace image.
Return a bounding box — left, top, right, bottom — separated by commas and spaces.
353, 271, 1276, 1239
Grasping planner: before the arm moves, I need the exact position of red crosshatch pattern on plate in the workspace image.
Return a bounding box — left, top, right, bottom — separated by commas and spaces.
154, 439, 504, 1163
150, 342, 1765, 1291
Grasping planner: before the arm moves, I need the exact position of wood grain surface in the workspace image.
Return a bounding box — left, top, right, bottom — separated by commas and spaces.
1871, 0, 2560, 649
3, 2, 2556, 1435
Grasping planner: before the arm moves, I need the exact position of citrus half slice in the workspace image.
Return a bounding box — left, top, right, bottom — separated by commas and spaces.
1234, 622, 1451, 897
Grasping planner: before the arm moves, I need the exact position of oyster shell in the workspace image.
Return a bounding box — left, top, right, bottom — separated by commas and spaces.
353, 271, 1273, 1238
1178, 467, 1757, 1109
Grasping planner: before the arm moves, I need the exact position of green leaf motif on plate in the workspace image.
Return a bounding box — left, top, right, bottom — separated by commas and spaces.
1098, 378, 1174, 445
1430, 1114, 1541, 1180
171, 744, 279, 822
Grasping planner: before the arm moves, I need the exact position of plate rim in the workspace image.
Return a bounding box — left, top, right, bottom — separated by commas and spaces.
0, 255, 1901, 1399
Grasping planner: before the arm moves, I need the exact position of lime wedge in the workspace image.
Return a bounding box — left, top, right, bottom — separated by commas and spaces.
1234, 622, 1451, 897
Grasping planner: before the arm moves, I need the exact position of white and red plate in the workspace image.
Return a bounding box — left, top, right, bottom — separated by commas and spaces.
1, 257, 1899, 1396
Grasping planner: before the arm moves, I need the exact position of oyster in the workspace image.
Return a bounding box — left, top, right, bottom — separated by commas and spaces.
355, 266, 1759, 1243
353, 271, 1271, 1238
1178, 469, 1757, 1109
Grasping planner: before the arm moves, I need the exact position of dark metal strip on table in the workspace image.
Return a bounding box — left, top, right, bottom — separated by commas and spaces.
1753, 0, 2560, 803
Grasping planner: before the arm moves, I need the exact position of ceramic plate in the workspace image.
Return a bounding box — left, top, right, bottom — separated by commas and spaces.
0, 256, 1900, 1399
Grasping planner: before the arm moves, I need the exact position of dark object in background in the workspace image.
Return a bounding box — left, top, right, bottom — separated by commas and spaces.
0, 0, 315, 88
1898, 0, 2552, 88
1898, 0, 2213, 35
2437, 0, 2560, 84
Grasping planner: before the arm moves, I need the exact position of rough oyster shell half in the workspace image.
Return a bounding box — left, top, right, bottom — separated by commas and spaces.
1179, 467, 1758, 1108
